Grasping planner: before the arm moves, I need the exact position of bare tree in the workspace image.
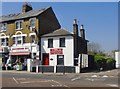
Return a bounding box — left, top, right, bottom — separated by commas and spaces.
87, 42, 101, 55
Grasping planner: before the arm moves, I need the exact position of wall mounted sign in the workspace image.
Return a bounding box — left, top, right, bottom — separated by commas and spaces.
11, 47, 30, 52
50, 48, 63, 55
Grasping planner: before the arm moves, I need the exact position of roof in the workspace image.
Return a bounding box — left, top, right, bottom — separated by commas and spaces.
41, 28, 73, 37
0, 7, 50, 23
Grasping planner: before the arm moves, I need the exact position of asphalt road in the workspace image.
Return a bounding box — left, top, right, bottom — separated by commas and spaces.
1, 69, 119, 88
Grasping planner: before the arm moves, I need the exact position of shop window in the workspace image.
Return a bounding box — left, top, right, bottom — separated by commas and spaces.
48, 38, 53, 48
59, 38, 65, 47
57, 55, 64, 65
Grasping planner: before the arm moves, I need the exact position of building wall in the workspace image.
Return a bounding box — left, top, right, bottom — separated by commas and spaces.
115, 51, 120, 68
41, 36, 74, 66
38, 7, 61, 36
0, 17, 39, 46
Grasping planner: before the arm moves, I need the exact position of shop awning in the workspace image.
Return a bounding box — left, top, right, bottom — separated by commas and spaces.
9, 52, 30, 56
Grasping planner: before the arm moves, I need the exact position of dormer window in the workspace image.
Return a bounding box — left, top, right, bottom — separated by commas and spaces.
0, 23, 7, 32
15, 20, 23, 30
29, 18, 36, 28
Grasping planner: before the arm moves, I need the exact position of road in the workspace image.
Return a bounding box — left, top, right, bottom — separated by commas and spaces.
1, 69, 119, 88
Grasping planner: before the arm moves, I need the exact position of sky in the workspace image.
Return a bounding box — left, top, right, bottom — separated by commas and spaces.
0, 2, 118, 53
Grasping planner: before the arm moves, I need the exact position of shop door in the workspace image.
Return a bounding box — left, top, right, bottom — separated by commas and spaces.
57, 55, 64, 65
42, 53, 49, 65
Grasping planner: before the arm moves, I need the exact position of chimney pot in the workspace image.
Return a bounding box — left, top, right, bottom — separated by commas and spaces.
80, 25, 84, 29
73, 19, 77, 24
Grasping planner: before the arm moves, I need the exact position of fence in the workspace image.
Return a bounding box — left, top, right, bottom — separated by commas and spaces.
32, 65, 80, 73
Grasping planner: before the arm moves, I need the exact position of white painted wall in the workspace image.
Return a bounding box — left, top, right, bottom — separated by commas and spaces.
41, 36, 74, 66
115, 51, 120, 68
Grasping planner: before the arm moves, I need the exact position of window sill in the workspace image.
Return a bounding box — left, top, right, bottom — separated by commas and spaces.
16, 28, 23, 30
0, 30, 7, 32
59, 46, 66, 48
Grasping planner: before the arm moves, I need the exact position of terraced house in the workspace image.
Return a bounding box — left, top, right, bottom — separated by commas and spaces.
0, 3, 60, 65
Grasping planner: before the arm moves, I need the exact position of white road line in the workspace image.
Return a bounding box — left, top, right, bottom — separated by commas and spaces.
91, 75, 97, 78
51, 80, 69, 88
13, 77, 19, 84
107, 84, 118, 87
20, 80, 52, 84
102, 75, 108, 78
71, 77, 81, 81
51, 80, 61, 85
15, 78, 26, 80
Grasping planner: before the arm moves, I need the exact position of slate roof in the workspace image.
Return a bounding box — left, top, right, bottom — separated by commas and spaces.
0, 7, 49, 23
41, 28, 73, 37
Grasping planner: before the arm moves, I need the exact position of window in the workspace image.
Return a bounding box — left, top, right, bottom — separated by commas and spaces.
13, 37, 15, 44
15, 20, 23, 30
30, 35, 35, 43
30, 18, 36, 28
17, 36, 22, 44
0, 38, 8, 46
6, 38, 9, 46
48, 39, 53, 48
23, 36, 25, 43
1, 38, 5, 46
59, 38, 65, 47
0, 23, 7, 32
57, 55, 64, 65
12, 33, 27, 45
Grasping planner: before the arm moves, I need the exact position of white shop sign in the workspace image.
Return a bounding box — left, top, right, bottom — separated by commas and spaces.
11, 47, 30, 52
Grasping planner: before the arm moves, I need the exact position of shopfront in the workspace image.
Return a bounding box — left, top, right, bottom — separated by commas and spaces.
9, 47, 31, 65
0, 47, 9, 68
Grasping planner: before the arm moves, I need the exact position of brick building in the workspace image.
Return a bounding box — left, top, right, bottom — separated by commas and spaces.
0, 3, 60, 66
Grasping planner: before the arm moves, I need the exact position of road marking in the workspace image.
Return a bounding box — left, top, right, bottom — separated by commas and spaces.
71, 77, 81, 81
102, 75, 108, 78
16, 78, 26, 80
20, 80, 52, 84
107, 84, 118, 87
85, 78, 105, 82
91, 75, 97, 77
51, 80, 69, 88
13, 77, 19, 84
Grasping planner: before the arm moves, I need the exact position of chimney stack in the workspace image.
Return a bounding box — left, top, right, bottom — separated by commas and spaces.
22, 2, 33, 12
73, 19, 78, 36
80, 25, 85, 39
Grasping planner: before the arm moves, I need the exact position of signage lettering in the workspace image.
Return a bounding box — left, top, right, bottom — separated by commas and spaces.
50, 48, 63, 55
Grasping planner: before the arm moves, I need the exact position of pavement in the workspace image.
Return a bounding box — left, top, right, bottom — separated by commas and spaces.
1, 68, 119, 77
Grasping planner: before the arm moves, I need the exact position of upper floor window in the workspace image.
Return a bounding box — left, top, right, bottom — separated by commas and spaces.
48, 38, 53, 48
0, 23, 7, 32
29, 18, 36, 28
12, 32, 27, 45
30, 35, 35, 43
59, 38, 65, 47
15, 20, 23, 30
0, 38, 9, 46
13, 36, 26, 45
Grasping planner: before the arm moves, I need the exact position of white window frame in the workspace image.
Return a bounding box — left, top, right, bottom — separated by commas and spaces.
12, 34, 27, 45
0, 36, 9, 47
29, 18, 36, 29
15, 20, 23, 30
0, 23, 7, 32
